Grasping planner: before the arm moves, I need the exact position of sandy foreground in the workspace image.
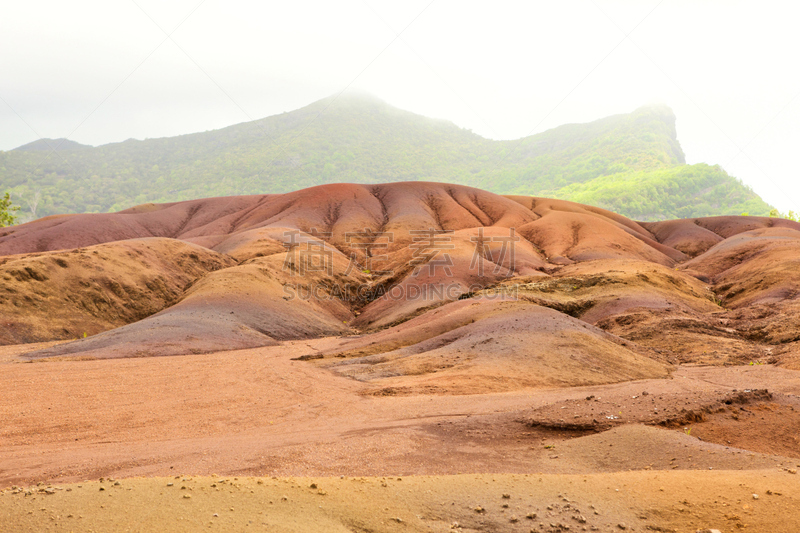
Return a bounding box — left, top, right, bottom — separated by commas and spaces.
1, 340, 799, 532
2, 471, 799, 533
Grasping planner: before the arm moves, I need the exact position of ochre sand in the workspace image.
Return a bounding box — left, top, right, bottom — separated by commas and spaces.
2, 471, 799, 533
2, 340, 799, 532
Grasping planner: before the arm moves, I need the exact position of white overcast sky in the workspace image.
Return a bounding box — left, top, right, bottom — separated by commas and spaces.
1, 0, 798, 212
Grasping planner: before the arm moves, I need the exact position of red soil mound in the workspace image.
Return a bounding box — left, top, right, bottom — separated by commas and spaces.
508, 197, 685, 264
680, 226, 800, 307
642, 216, 800, 257
1, 183, 674, 261
0, 182, 797, 384
0, 196, 267, 256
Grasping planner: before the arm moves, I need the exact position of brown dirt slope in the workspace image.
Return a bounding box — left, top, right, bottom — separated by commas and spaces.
0, 238, 234, 344
318, 297, 669, 394
24, 239, 365, 360
680, 226, 800, 307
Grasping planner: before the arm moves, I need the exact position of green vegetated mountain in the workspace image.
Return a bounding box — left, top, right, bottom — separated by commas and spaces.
0, 93, 772, 220
13, 138, 92, 152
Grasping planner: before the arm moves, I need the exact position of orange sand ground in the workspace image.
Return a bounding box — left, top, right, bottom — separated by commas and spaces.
2, 471, 799, 533
2, 340, 799, 532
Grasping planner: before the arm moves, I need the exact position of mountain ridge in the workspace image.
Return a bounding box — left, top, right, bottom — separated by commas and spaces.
12, 138, 92, 152
0, 94, 771, 220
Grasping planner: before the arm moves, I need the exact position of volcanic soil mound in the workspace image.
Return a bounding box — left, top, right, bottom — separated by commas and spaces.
0, 182, 797, 384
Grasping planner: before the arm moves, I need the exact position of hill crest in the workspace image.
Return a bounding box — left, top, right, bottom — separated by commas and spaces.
12, 138, 92, 152
0, 94, 770, 220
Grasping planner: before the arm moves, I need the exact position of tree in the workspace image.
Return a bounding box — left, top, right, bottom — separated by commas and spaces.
0, 192, 20, 227
769, 208, 799, 222
25, 189, 41, 220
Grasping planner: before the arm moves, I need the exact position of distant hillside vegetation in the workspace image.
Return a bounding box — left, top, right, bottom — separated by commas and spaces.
0, 94, 772, 220
12, 138, 92, 152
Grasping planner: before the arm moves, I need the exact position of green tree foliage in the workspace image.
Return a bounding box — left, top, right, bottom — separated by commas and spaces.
551, 164, 771, 220
0, 192, 20, 227
0, 94, 774, 220
769, 208, 798, 222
